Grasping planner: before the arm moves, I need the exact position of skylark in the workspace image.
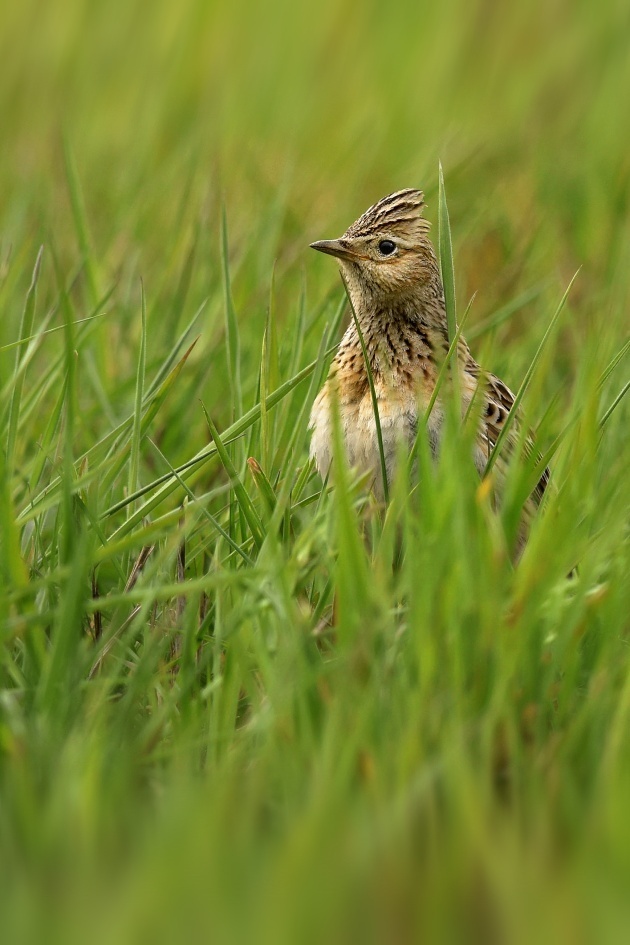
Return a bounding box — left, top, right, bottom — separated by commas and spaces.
309, 189, 548, 549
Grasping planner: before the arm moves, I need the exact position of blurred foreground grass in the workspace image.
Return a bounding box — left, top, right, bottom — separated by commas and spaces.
1, 1, 629, 942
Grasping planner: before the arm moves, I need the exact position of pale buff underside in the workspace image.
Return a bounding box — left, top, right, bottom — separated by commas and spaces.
309, 378, 429, 495
309, 344, 496, 497
309, 379, 493, 497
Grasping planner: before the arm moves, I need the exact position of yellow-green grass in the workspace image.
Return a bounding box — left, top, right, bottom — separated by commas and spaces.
1, 2, 629, 942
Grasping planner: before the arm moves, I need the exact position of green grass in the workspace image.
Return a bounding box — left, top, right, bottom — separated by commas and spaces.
1, 1, 630, 942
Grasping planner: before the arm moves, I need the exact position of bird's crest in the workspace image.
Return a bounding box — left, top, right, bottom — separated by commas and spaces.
344, 189, 430, 243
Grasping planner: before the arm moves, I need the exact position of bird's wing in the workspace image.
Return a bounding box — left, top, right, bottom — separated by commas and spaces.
467, 362, 550, 505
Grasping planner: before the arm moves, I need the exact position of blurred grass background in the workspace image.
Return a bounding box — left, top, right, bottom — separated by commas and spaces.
1, 0, 629, 942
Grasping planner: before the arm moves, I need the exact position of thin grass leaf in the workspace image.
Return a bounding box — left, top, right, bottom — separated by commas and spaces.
0, 446, 29, 592
62, 133, 99, 306
165, 238, 197, 333
145, 300, 206, 398
221, 206, 242, 418
36, 527, 90, 716
438, 162, 457, 347
429, 295, 475, 420
149, 438, 253, 564
484, 271, 579, 477
0, 304, 55, 410
92, 484, 229, 564
273, 320, 332, 478
84, 566, 252, 611
260, 324, 270, 473
260, 268, 280, 470
466, 282, 550, 341
599, 379, 630, 429
329, 386, 373, 643
201, 404, 265, 551
500, 348, 618, 508
6, 247, 43, 471
11, 285, 115, 437
95, 335, 200, 497
265, 264, 280, 394
72, 494, 127, 584
60, 256, 78, 568
291, 458, 316, 504
304, 287, 347, 347
82, 348, 118, 429
106, 334, 199, 462
0, 311, 109, 352
289, 270, 307, 377
29, 375, 68, 490
127, 283, 147, 509
597, 337, 630, 390
247, 458, 277, 519
344, 275, 389, 503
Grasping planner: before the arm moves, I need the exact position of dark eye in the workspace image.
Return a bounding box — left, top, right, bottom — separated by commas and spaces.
378, 239, 396, 256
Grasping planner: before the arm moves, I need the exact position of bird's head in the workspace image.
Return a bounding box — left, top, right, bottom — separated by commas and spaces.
310, 189, 440, 306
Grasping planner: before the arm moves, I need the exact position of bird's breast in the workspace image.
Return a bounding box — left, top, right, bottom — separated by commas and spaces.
309, 356, 438, 495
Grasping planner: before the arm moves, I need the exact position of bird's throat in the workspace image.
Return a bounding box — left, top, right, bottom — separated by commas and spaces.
347, 296, 450, 376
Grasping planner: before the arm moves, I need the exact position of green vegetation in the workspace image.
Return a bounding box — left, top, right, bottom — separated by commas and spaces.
1, 1, 629, 941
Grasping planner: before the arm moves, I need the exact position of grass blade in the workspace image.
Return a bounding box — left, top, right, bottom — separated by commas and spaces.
438, 162, 457, 347
247, 458, 277, 519
345, 277, 389, 503
144, 299, 206, 399
0, 311, 108, 352
62, 133, 99, 307
599, 379, 630, 429
148, 438, 253, 564
221, 206, 243, 418
597, 336, 630, 390
484, 271, 579, 477
201, 404, 265, 550
289, 270, 307, 377
6, 247, 43, 472
127, 282, 147, 510
466, 282, 549, 341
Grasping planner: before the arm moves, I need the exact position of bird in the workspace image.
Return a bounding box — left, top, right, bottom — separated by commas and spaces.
308, 188, 549, 551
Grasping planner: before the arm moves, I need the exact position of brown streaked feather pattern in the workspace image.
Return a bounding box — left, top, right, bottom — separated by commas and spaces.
470, 364, 549, 505
345, 189, 431, 242
309, 188, 550, 553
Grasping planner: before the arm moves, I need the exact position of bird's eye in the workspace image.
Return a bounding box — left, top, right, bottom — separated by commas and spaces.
378, 239, 396, 256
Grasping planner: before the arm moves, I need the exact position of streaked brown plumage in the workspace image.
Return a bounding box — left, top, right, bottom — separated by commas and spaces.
309, 188, 548, 550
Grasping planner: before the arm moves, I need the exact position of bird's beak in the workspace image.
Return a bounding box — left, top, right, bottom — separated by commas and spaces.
310, 239, 360, 262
